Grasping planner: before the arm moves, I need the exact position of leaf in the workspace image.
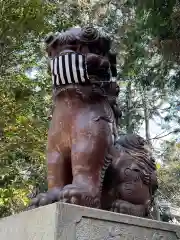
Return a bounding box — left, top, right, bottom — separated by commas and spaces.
156, 163, 161, 170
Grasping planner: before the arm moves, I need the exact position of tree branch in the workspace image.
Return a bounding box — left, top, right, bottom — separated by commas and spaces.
151, 130, 176, 140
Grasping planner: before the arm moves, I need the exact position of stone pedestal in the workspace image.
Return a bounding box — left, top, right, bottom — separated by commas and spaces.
0, 202, 180, 239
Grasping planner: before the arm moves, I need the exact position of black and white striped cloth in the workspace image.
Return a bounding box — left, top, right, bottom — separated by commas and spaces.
50, 52, 90, 87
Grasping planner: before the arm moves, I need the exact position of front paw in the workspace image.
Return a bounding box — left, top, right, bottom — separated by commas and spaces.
28, 187, 62, 208
58, 184, 100, 208
110, 199, 147, 217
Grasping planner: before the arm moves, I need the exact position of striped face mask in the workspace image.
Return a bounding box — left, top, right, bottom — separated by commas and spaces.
50, 52, 90, 87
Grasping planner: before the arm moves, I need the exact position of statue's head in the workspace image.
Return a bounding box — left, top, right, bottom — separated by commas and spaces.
45, 26, 109, 54
116, 134, 148, 150
115, 134, 157, 171
44, 26, 117, 77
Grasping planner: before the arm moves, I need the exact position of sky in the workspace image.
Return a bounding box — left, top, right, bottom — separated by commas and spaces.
139, 119, 170, 149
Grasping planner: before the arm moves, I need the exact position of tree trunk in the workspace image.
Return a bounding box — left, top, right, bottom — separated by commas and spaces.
142, 87, 151, 144
125, 81, 133, 133
142, 87, 161, 220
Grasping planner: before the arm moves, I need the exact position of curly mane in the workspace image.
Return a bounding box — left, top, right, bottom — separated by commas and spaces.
115, 134, 156, 173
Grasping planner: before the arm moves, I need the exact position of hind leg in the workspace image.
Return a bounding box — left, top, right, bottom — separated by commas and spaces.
58, 114, 112, 208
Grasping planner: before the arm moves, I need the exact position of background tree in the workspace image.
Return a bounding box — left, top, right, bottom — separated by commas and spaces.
0, 0, 80, 217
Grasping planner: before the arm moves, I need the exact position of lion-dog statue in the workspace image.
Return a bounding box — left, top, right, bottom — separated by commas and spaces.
101, 134, 158, 217
29, 26, 158, 218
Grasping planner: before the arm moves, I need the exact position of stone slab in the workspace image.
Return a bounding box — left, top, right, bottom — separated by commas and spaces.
0, 202, 180, 239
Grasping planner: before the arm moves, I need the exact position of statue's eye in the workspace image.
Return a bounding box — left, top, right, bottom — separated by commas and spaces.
69, 39, 77, 45
88, 45, 101, 55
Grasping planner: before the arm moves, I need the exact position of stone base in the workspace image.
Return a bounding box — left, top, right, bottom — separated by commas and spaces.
0, 202, 180, 239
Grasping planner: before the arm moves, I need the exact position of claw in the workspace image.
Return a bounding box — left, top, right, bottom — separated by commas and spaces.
39, 196, 52, 206
27, 188, 62, 209
58, 184, 100, 208
71, 197, 79, 204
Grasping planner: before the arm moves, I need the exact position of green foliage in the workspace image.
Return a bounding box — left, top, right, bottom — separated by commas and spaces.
158, 140, 180, 206
135, 0, 177, 39
0, 71, 49, 216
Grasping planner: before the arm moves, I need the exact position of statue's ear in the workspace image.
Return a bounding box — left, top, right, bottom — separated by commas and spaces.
44, 34, 54, 45
140, 138, 146, 146
100, 36, 111, 53
44, 34, 60, 57
45, 33, 60, 47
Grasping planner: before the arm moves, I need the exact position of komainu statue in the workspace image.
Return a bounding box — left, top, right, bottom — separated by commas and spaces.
101, 134, 158, 217
30, 26, 120, 208
29, 26, 158, 218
